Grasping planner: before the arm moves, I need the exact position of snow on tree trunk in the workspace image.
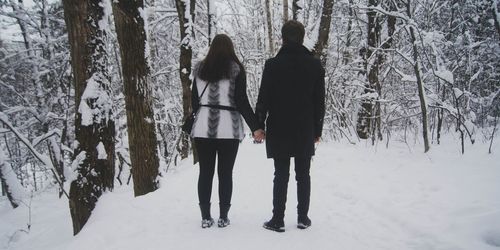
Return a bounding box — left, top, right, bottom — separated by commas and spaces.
406, 1, 430, 153
113, 0, 161, 196
356, 0, 382, 141
62, 0, 116, 235
208, 0, 216, 45
0, 147, 25, 209
313, 0, 334, 66
292, 0, 303, 21
175, 0, 196, 159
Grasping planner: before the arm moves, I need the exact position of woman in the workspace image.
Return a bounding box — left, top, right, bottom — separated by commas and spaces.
190, 34, 264, 228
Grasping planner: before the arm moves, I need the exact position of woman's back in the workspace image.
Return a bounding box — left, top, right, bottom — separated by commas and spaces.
191, 61, 246, 139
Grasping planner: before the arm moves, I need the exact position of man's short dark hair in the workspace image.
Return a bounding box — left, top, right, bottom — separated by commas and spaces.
281, 20, 305, 45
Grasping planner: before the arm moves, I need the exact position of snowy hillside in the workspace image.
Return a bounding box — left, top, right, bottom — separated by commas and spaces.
1, 137, 499, 250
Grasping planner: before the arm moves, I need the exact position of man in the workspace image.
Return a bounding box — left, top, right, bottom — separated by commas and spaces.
254, 20, 325, 232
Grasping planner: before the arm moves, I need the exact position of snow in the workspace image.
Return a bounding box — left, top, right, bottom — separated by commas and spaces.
96, 142, 107, 160
435, 69, 454, 84
0, 148, 26, 203
98, 0, 112, 32
453, 87, 464, 98
1, 137, 499, 249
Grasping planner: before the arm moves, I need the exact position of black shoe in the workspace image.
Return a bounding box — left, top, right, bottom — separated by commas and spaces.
218, 218, 230, 228
297, 216, 311, 229
263, 220, 285, 232
201, 218, 214, 228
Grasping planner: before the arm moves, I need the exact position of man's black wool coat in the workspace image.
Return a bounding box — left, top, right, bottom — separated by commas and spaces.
256, 43, 326, 159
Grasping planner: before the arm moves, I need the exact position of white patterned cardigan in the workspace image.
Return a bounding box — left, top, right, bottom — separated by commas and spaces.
190, 62, 260, 140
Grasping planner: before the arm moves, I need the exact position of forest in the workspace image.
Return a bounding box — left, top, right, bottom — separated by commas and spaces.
0, 0, 499, 243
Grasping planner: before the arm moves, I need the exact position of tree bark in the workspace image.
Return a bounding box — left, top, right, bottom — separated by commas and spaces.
62, 0, 115, 235
406, 1, 430, 152
208, 0, 215, 45
113, 0, 161, 195
0, 149, 20, 208
313, 0, 334, 66
292, 0, 302, 21
265, 0, 274, 55
283, 0, 289, 22
492, 0, 500, 42
175, 0, 196, 159
356, 0, 381, 140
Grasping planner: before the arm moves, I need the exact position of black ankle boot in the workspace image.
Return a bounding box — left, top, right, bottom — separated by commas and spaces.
202, 218, 214, 228
297, 215, 311, 229
199, 203, 213, 228
219, 204, 231, 220
263, 217, 285, 232
217, 218, 230, 227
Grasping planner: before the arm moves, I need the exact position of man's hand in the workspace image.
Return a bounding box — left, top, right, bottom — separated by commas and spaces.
314, 137, 320, 143
253, 129, 266, 143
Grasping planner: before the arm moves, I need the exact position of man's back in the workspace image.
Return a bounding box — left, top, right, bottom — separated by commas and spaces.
256, 44, 325, 158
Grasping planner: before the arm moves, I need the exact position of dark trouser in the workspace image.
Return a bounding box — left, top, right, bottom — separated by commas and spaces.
195, 138, 239, 219
272, 157, 311, 221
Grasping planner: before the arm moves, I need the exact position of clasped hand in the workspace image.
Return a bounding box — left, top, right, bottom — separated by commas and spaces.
253, 129, 265, 143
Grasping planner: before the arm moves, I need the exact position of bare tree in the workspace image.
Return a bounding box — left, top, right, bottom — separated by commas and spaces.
356, 0, 382, 140
265, 0, 274, 54
405, 0, 430, 152
113, 0, 161, 195
0, 147, 21, 208
62, 0, 115, 235
313, 0, 334, 66
283, 0, 289, 22
175, 0, 196, 159
292, 0, 302, 21
208, 0, 215, 45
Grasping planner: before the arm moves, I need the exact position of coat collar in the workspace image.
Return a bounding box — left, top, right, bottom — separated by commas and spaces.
276, 43, 312, 57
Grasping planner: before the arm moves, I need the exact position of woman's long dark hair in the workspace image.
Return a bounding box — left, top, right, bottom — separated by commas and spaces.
199, 34, 243, 82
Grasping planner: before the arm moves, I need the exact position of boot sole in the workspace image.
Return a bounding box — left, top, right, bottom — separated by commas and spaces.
263, 224, 285, 232
297, 223, 310, 229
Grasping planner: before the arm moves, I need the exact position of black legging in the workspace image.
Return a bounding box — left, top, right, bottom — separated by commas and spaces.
272, 157, 311, 220
195, 138, 239, 218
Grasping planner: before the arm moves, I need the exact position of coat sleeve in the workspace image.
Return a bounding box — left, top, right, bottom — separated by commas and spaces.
314, 64, 326, 139
191, 77, 199, 114
235, 68, 260, 132
255, 60, 271, 130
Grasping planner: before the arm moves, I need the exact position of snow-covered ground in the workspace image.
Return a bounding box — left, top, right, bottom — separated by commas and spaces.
1, 137, 499, 250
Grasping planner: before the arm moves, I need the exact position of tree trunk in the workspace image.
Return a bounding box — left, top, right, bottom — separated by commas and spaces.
208, 0, 215, 45
265, 0, 274, 55
406, 1, 430, 152
113, 0, 161, 195
175, 0, 196, 159
356, 0, 381, 140
62, 0, 115, 235
292, 0, 302, 21
313, 0, 334, 66
283, 0, 289, 22
492, 0, 500, 42
0, 148, 21, 208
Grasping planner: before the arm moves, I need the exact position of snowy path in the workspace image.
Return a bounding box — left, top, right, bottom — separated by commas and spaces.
1, 138, 500, 250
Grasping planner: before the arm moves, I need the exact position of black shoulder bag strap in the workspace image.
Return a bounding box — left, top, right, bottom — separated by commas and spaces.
193, 81, 210, 114
198, 82, 210, 101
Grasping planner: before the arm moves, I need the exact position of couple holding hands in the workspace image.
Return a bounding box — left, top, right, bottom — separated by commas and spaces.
188, 20, 325, 232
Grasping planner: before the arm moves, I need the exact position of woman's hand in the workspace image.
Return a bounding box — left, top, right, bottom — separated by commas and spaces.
253, 129, 266, 143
